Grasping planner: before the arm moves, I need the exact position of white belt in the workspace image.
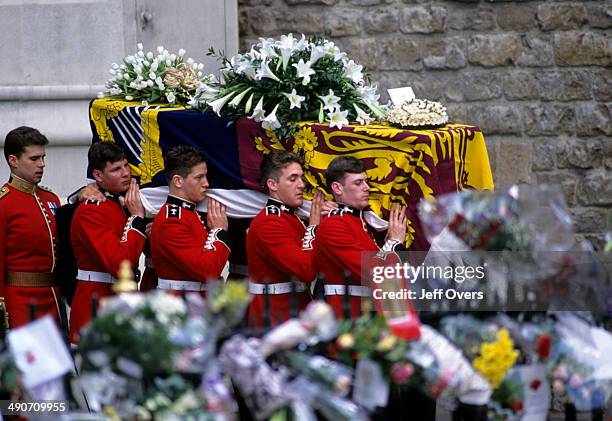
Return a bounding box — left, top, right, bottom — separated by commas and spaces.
324, 284, 371, 297
157, 278, 207, 292
248, 281, 308, 295
77, 269, 117, 284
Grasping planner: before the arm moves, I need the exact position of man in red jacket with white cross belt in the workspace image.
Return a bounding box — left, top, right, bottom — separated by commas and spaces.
150, 145, 230, 295
69, 142, 148, 343
315, 156, 407, 319
246, 150, 328, 327
0, 127, 103, 329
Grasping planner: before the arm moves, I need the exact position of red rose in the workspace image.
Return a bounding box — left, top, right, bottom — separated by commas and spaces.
511, 401, 524, 412
535, 334, 552, 359
530, 378, 542, 390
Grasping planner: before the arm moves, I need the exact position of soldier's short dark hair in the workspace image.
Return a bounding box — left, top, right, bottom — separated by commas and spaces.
325, 156, 366, 190
4, 126, 49, 162
88, 142, 126, 171
164, 145, 208, 183
260, 150, 303, 193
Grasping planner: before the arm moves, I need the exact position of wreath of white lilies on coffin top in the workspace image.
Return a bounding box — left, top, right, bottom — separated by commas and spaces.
193, 33, 385, 139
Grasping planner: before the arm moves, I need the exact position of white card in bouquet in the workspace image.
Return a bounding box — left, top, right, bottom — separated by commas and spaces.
8, 316, 73, 389
519, 364, 550, 421
353, 359, 389, 411
388, 87, 415, 106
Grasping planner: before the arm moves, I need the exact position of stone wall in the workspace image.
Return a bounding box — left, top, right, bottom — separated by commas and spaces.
239, 0, 611, 248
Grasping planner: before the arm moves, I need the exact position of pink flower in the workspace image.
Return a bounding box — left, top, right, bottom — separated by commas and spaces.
390, 362, 414, 384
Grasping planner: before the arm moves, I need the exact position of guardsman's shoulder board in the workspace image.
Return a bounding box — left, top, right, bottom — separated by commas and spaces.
166, 204, 182, 219
38, 185, 53, 193
264, 205, 281, 216
0, 186, 9, 200
85, 199, 101, 205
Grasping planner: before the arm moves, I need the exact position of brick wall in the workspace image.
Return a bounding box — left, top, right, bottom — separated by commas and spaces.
238, 0, 611, 248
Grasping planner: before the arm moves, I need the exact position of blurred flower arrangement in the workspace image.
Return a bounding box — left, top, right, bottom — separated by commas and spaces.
194, 34, 385, 138
76, 283, 250, 419
385, 98, 448, 129
334, 315, 453, 399
99, 43, 211, 105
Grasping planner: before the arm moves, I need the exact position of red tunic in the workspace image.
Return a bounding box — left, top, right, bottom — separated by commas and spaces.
246, 198, 316, 327
0, 177, 61, 328
69, 191, 146, 343
315, 204, 380, 319
150, 195, 230, 295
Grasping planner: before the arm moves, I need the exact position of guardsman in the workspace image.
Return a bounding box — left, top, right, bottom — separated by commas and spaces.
69, 142, 147, 343
150, 145, 230, 296
246, 150, 327, 327
315, 156, 407, 319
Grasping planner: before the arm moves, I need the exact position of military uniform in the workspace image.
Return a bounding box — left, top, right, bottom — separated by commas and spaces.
315, 204, 405, 319
0, 175, 61, 328
69, 190, 147, 343
246, 198, 316, 327
150, 195, 230, 295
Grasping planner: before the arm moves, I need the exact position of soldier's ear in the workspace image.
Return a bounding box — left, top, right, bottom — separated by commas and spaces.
172, 174, 183, 189
7, 154, 18, 169
266, 178, 278, 193
92, 168, 104, 184
330, 181, 343, 197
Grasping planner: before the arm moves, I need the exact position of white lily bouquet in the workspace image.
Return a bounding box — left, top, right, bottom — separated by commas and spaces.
194, 34, 385, 138
99, 43, 211, 105
385, 98, 448, 129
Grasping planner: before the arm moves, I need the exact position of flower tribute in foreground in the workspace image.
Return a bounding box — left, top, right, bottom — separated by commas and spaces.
100, 44, 211, 105
385, 98, 448, 129
194, 34, 385, 138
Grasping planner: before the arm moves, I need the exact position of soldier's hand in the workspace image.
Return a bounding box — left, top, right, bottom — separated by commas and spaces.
386, 203, 407, 243
207, 198, 228, 230
78, 183, 106, 202
308, 192, 324, 226
125, 178, 145, 218
321, 199, 338, 217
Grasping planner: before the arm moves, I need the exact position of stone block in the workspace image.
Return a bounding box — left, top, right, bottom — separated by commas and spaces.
446, 103, 467, 124
286, 0, 337, 4
497, 5, 535, 32
577, 169, 612, 206
557, 139, 603, 169
536, 171, 578, 206
468, 34, 519, 67
553, 32, 611, 66
523, 104, 575, 136
503, 70, 539, 100
592, 69, 612, 101
532, 141, 556, 171
377, 37, 422, 71
445, 72, 502, 102
336, 38, 380, 70
449, 8, 495, 31
537, 3, 587, 31
559, 69, 593, 101
588, 3, 612, 29
517, 34, 554, 67
571, 208, 608, 234
239, 0, 274, 5
536, 71, 563, 101
352, 0, 385, 5
239, 8, 278, 36
575, 103, 611, 137
362, 7, 400, 34
423, 37, 466, 70
496, 142, 533, 188
278, 11, 326, 34
466, 105, 522, 135
325, 8, 363, 37
400, 5, 447, 33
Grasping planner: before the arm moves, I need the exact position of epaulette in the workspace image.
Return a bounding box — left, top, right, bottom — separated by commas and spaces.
166, 204, 181, 218
328, 208, 346, 217
0, 186, 9, 200
264, 205, 281, 216
85, 199, 101, 205
38, 185, 53, 193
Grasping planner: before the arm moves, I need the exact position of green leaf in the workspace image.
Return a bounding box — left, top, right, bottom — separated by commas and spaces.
244, 92, 255, 114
